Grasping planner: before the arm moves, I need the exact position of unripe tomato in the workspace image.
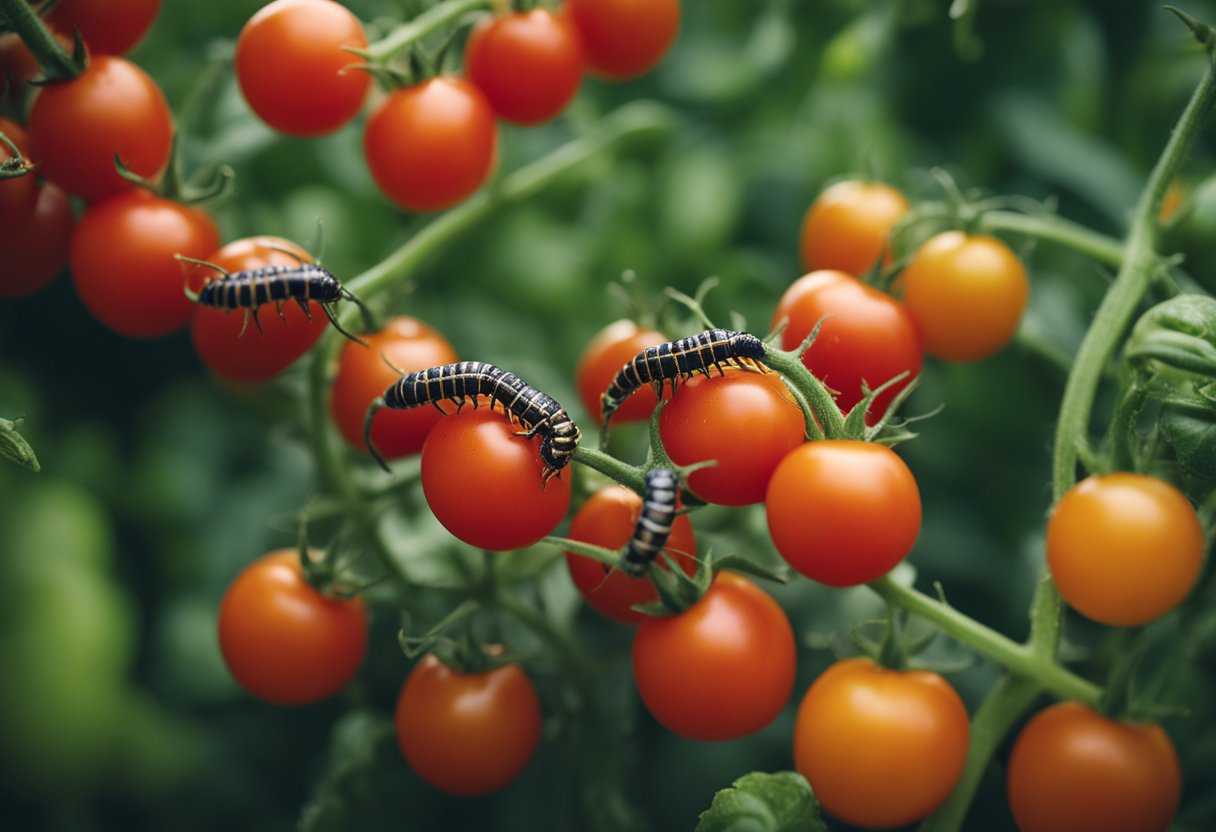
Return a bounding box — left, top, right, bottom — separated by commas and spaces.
799, 180, 909, 276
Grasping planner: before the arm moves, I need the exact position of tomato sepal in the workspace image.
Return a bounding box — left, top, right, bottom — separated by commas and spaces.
695, 771, 826, 832
0, 416, 40, 472
634, 551, 714, 616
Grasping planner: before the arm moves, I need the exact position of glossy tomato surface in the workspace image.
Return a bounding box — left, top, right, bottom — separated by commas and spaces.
799, 179, 909, 276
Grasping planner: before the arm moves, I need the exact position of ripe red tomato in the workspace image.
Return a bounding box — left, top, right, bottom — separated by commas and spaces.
1007, 701, 1181, 832
766, 440, 921, 587
793, 657, 970, 828
1046, 473, 1204, 627
799, 180, 909, 276
395, 653, 541, 796
235, 0, 370, 137
772, 269, 923, 423
0, 164, 74, 300
421, 408, 572, 551
632, 571, 795, 741
566, 0, 680, 80
564, 485, 698, 624
28, 55, 172, 202
46, 0, 161, 55
330, 316, 458, 459
70, 190, 220, 338
217, 549, 368, 706
575, 320, 669, 425
465, 9, 583, 125
189, 237, 331, 382
657, 370, 805, 506
364, 76, 498, 212
900, 231, 1029, 362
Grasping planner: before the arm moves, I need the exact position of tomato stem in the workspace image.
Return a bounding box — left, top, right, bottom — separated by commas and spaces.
364, 0, 493, 63
978, 210, 1125, 268
0, 0, 80, 79
572, 446, 647, 494
759, 343, 847, 439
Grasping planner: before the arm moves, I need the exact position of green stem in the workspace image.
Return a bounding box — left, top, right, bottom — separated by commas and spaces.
0, 0, 79, 79
1051, 45, 1216, 500
759, 343, 847, 439
866, 575, 1101, 704
979, 210, 1125, 268
572, 446, 647, 493
364, 0, 493, 62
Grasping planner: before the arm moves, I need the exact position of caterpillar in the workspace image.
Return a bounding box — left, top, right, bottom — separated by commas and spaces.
620, 467, 679, 578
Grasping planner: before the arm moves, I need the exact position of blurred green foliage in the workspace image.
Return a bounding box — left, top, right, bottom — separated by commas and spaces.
3, 0, 1216, 830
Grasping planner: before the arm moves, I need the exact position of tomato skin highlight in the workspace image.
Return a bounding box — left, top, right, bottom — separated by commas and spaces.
773, 269, 923, 423
29, 55, 173, 202
217, 549, 368, 706
1006, 701, 1181, 832
564, 486, 698, 624
766, 440, 921, 587
901, 230, 1030, 362
575, 320, 670, 425
364, 76, 498, 213
46, 0, 161, 56
395, 654, 542, 796
566, 0, 680, 80
465, 9, 584, 126
631, 572, 796, 741
70, 190, 220, 339
1046, 473, 1204, 627
658, 371, 806, 506
188, 237, 330, 382
793, 657, 970, 829
235, 0, 370, 137
420, 408, 572, 551
330, 316, 458, 459
799, 180, 909, 276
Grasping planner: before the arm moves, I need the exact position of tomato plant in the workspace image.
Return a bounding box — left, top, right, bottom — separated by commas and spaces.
566, 0, 680, 80
395, 653, 542, 796
465, 9, 583, 126
900, 230, 1030, 362
28, 55, 173, 202
772, 269, 923, 422
564, 485, 698, 624
330, 316, 458, 458
1046, 473, 1204, 627
420, 408, 571, 551
766, 440, 921, 587
45, 0, 161, 56
793, 657, 970, 828
658, 370, 805, 505
70, 190, 220, 339
631, 571, 795, 741
217, 549, 368, 706
1007, 701, 1181, 832
575, 319, 670, 425
235, 0, 370, 137
364, 76, 498, 213
799, 180, 909, 276
189, 237, 331, 382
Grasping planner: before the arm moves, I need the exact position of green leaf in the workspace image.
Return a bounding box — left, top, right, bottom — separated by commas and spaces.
1161, 408, 1216, 492
1126, 294, 1216, 377
695, 771, 825, 832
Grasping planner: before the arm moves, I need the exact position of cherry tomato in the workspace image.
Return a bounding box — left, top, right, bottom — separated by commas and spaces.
421, 408, 572, 551
575, 320, 670, 425
766, 440, 921, 587
0, 117, 37, 218
900, 231, 1029, 362
465, 9, 583, 125
1046, 473, 1204, 627
566, 0, 680, 80
772, 269, 923, 423
46, 0, 161, 55
70, 190, 220, 338
799, 180, 909, 276
657, 370, 805, 506
235, 0, 370, 137
632, 572, 795, 741
395, 653, 541, 796
1007, 701, 1181, 832
189, 237, 331, 382
217, 549, 368, 706
564, 485, 698, 624
0, 29, 75, 96
793, 657, 969, 828
0, 179, 74, 300
330, 316, 458, 459
29, 55, 172, 202
364, 76, 498, 212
